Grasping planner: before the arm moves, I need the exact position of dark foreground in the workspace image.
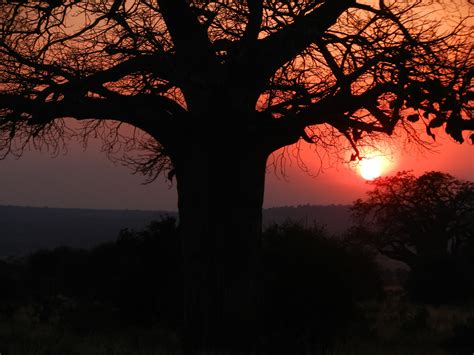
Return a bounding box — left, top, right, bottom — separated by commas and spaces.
2, 294, 474, 355
1, 219, 473, 354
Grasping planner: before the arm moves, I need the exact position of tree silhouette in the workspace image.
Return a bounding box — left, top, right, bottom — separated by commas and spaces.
351, 171, 474, 303
0, 0, 472, 351
351, 171, 474, 266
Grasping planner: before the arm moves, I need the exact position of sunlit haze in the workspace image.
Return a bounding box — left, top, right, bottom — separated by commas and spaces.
0, 131, 472, 210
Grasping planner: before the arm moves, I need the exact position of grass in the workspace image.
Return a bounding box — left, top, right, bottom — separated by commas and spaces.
1, 295, 473, 355
1, 322, 181, 355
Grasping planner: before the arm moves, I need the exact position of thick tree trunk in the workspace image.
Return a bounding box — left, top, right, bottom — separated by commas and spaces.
175, 142, 268, 353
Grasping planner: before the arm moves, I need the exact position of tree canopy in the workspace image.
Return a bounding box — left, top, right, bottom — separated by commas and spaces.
351, 171, 474, 267
0, 0, 472, 178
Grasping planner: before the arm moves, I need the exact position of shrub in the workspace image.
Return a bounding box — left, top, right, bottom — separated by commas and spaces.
262, 221, 382, 350
24, 217, 182, 328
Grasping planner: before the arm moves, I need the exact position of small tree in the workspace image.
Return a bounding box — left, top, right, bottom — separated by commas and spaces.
1, 0, 472, 349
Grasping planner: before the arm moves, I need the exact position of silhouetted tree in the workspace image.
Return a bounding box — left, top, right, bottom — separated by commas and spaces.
352, 171, 473, 265
351, 171, 474, 303
0, 0, 472, 350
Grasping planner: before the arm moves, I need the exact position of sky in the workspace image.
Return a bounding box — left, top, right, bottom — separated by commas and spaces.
0, 1, 472, 211
0, 126, 472, 211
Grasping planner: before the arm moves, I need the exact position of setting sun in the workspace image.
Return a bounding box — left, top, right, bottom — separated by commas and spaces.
359, 156, 386, 181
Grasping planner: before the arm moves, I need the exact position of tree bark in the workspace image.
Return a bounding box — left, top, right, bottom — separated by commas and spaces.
175, 141, 268, 353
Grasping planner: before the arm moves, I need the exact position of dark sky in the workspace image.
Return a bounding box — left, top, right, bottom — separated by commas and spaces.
0, 129, 472, 211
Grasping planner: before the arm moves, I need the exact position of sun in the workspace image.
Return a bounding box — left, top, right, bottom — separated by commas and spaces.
349, 148, 394, 181
359, 156, 385, 181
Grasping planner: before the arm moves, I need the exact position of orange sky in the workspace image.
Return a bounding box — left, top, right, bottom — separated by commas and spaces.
0, 131, 471, 210
0, 1, 472, 210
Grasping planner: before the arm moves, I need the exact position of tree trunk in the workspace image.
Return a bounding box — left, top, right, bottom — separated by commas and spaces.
175, 141, 268, 353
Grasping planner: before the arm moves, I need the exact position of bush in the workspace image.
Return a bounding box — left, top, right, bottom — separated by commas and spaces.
24, 217, 182, 328
262, 221, 382, 350
0, 259, 26, 317
6, 217, 383, 350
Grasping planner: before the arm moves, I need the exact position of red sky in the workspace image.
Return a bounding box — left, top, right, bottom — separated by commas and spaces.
0, 2, 471, 211
0, 129, 472, 211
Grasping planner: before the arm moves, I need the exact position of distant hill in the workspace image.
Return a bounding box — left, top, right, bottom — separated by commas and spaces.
0, 204, 352, 257
0, 205, 176, 258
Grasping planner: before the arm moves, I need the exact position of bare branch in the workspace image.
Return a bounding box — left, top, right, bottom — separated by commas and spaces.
255, 1, 355, 80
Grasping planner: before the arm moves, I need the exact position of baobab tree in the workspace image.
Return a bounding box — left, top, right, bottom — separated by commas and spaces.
351, 171, 474, 267
350, 171, 474, 303
0, 0, 472, 351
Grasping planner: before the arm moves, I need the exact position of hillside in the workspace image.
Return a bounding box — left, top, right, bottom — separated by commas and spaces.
0, 204, 352, 257
0, 205, 176, 257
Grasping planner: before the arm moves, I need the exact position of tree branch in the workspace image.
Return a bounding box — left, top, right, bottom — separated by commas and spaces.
294, 83, 397, 129
0, 93, 180, 148
32, 54, 179, 102
157, 0, 214, 61
254, 0, 355, 80
242, 0, 263, 43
